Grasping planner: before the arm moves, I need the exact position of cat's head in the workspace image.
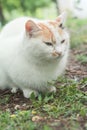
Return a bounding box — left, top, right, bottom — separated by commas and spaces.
24, 12, 69, 61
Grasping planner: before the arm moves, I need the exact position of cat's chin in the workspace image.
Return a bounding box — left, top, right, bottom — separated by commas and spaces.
52, 55, 63, 60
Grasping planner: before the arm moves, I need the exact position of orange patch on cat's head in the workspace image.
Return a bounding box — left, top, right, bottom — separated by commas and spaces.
58, 28, 63, 36
38, 23, 56, 44
48, 21, 58, 27
48, 21, 63, 36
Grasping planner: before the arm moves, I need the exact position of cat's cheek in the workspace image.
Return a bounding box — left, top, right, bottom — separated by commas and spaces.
45, 47, 53, 54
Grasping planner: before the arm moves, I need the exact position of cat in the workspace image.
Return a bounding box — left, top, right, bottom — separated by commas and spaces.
0, 12, 70, 98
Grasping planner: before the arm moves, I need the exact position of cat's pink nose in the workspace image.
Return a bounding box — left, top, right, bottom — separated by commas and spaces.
52, 51, 62, 57
56, 51, 62, 56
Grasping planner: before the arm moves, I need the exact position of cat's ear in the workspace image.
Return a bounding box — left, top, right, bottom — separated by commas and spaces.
56, 12, 67, 28
25, 20, 41, 37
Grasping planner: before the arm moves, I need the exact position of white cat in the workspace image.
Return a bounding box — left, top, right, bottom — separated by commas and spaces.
0, 13, 69, 98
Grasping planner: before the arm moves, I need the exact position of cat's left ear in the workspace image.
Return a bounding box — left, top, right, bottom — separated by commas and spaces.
25, 20, 41, 37
56, 12, 67, 28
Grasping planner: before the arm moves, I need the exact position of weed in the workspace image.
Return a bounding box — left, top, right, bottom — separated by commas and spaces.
76, 54, 87, 64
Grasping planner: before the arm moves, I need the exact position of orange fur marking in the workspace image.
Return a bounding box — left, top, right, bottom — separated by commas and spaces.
48, 21, 63, 36
48, 21, 58, 27
38, 23, 56, 44
49, 19, 61, 26
58, 28, 63, 36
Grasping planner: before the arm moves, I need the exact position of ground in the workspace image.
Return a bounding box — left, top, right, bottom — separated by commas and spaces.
0, 18, 87, 130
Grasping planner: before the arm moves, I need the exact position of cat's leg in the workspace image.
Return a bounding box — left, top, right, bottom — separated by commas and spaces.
11, 87, 18, 93
48, 86, 56, 93
23, 89, 39, 98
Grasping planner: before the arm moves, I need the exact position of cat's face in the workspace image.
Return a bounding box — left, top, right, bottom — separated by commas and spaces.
25, 12, 69, 61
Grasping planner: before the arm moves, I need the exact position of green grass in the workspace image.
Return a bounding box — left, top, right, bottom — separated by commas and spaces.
30, 77, 87, 118
0, 110, 52, 130
0, 95, 10, 104
0, 77, 87, 130
76, 54, 87, 64
67, 18, 87, 48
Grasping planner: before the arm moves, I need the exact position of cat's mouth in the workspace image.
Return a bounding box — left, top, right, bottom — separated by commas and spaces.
52, 51, 63, 58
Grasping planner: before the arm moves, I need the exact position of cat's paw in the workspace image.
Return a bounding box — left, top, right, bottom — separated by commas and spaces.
11, 87, 17, 93
49, 86, 56, 93
23, 89, 39, 98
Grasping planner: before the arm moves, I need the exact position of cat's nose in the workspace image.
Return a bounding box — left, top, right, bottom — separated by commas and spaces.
52, 51, 62, 57
56, 51, 62, 56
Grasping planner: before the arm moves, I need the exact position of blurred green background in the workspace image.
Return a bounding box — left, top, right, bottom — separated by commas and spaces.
0, 0, 58, 26
0, 0, 87, 47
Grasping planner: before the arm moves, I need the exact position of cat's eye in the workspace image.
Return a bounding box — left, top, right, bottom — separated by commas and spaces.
59, 23, 63, 28
44, 42, 53, 46
61, 39, 65, 44
59, 23, 64, 29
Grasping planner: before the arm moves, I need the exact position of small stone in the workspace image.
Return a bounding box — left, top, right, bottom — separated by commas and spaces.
14, 105, 20, 110
32, 116, 44, 122
22, 103, 26, 107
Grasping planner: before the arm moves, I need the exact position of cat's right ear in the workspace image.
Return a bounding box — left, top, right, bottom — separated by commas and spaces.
56, 12, 67, 28
25, 20, 41, 37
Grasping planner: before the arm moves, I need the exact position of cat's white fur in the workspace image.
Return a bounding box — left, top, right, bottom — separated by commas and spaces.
0, 13, 69, 98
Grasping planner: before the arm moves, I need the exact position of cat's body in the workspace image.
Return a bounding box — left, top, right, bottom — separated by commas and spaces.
0, 13, 69, 98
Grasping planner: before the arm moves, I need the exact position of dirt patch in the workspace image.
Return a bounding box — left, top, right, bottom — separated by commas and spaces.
66, 47, 87, 80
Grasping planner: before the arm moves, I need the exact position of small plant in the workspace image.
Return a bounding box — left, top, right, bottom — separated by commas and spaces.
0, 95, 10, 105
76, 54, 87, 64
